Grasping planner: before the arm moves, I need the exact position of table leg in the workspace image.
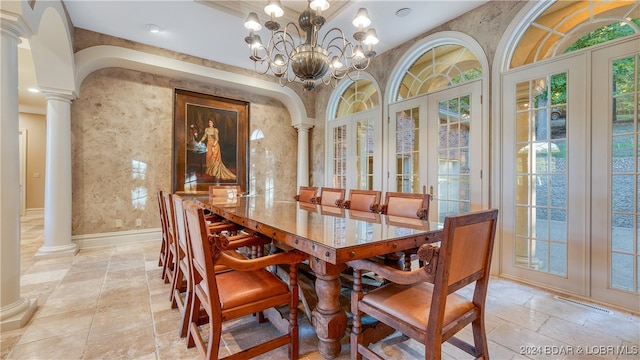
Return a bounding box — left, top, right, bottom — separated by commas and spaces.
310, 258, 347, 359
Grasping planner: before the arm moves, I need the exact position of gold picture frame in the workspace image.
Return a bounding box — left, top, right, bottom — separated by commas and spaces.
173, 89, 249, 194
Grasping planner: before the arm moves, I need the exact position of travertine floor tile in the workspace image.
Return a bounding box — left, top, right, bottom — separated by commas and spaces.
6, 329, 87, 360
16, 308, 94, 346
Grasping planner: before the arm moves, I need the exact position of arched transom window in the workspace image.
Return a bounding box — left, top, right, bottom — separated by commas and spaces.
334, 79, 379, 118
396, 44, 482, 101
510, 1, 640, 68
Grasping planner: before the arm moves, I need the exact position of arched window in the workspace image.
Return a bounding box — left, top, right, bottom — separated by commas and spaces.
396, 44, 482, 101
386, 32, 488, 222
334, 79, 379, 118
327, 76, 382, 190
510, 1, 639, 68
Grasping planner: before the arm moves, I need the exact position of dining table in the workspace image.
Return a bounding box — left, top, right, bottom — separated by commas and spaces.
196, 195, 442, 359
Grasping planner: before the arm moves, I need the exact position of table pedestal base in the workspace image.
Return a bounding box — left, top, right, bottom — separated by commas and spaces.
310, 258, 347, 359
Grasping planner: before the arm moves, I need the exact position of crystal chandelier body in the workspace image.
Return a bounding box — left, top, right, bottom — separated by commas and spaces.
244, 0, 379, 90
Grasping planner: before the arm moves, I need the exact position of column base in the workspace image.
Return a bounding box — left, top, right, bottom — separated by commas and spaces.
35, 243, 78, 259
0, 297, 37, 331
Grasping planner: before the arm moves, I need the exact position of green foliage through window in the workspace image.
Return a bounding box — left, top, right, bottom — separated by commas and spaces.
564, 19, 640, 53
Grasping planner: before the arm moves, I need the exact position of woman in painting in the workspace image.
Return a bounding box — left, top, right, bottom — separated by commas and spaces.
199, 117, 237, 180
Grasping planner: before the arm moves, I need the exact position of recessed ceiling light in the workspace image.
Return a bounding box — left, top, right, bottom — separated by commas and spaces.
146, 24, 163, 33
396, 8, 412, 18
27, 87, 40, 93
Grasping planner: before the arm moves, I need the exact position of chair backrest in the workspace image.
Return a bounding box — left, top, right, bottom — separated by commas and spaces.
318, 187, 345, 207
434, 209, 498, 295
209, 185, 240, 199
346, 189, 381, 212
157, 189, 168, 242
295, 186, 318, 203
163, 192, 176, 247
381, 192, 430, 219
172, 194, 187, 255
183, 201, 222, 317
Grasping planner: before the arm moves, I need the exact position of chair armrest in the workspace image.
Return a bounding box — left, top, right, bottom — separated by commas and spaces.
216, 233, 272, 251
369, 203, 381, 213
416, 207, 428, 220
293, 194, 300, 201
217, 249, 308, 271
310, 196, 319, 204
347, 258, 435, 285
417, 243, 440, 276
375, 204, 387, 214
340, 200, 351, 209
208, 222, 237, 233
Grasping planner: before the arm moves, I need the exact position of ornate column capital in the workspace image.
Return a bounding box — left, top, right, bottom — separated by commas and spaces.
293, 122, 314, 132
42, 89, 76, 103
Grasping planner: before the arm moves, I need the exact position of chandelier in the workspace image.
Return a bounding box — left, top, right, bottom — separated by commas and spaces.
243, 0, 379, 91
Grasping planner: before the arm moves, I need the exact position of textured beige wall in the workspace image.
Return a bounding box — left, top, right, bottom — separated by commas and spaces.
19, 112, 46, 209
71, 67, 295, 235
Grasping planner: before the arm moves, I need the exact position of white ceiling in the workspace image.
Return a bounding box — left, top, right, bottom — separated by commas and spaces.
19, 0, 489, 114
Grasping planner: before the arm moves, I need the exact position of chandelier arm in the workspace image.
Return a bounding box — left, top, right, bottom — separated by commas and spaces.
277, 22, 301, 57
346, 67, 366, 81
321, 27, 349, 50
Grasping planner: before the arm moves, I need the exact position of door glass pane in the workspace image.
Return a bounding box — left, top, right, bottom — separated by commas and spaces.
514, 75, 568, 274
395, 108, 420, 193
610, 54, 639, 294
437, 95, 471, 222
356, 118, 374, 190
332, 125, 347, 188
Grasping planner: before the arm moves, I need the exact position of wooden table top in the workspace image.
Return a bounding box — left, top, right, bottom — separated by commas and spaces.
197, 195, 442, 265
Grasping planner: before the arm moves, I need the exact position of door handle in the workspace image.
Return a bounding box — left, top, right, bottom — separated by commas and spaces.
429, 186, 434, 201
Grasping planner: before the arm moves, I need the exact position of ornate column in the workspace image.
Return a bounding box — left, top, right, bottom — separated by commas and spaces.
294, 123, 313, 188
35, 92, 77, 258
0, 11, 37, 330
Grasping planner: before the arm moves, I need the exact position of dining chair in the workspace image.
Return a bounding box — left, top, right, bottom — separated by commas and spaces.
156, 189, 170, 281
313, 187, 345, 207
378, 192, 430, 219
339, 189, 381, 212
183, 200, 307, 360
348, 209, 499, 360
172, 197, 270, 338
162, 192, 177, 284
377, 192, 431, 269
293, 186, 318, 203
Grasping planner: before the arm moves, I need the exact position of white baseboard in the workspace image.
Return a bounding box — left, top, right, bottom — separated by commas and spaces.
72, 228, 162, 249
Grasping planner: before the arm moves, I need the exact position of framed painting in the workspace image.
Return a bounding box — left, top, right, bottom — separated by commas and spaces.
173, 89, 249, 194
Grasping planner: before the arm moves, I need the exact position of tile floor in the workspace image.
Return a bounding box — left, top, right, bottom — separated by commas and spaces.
1, 212, 639, 359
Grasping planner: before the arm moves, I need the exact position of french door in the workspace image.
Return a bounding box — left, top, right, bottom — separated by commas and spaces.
502, 35, 640, 312
502, 52, 588, 295
591, 37, 640, 311
327, 108, 382, 190
388, 80, 484, 222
